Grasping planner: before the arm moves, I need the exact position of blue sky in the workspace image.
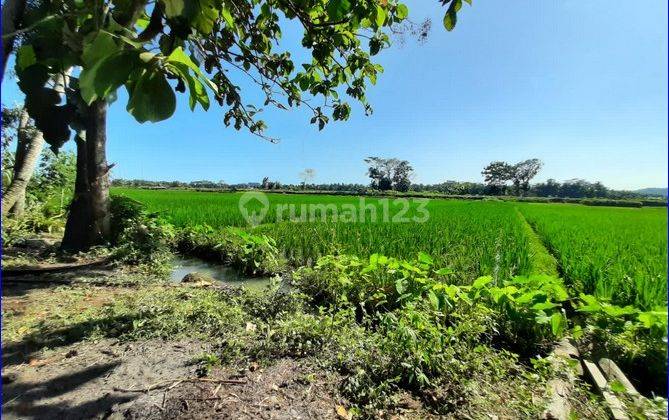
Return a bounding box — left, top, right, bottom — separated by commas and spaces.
2, 0, 667, 189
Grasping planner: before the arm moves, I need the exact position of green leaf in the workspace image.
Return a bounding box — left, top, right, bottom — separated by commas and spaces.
516, 291, 539, 304
221, 6, 235, 28
443, 10, 457, 31
395, 279, 406, 294
435, 267, 453, 276
163, 0, 187, 18
166, 47, 217, 92
417, 252, 433, 266
550, 312, 565, 336
15, 45, 37, 71
609, 380, 626, 394
80, 50, 141, 104
326, 0, 351, 22
427, 291, 440, 310
168, 61, 210, 110
126, 68, 177, 123
472, 276, 492, 289
638, 311, 668, 329
163, 0, 219, 34
375, 5, 386, 27
192, 0, 219, 34
535, 311, 551, 324
82, 32, 118, 67
135, 16, 150, 29
396, 4, 409, 20
532, 301, 558, 311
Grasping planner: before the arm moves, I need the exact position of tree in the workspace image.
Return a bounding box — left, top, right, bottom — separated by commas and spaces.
11, 0, 469, 250
261, 177, 271, 189
511, 158, 542, 196
364, 157, 413, 191
481, 161, 513, 195
1, 0, 27, 81
532, 178, 560, 197
481, 159, 543, 196
299, 168, 316, 188
1, 105, 44, 217
391, 160, 413, 192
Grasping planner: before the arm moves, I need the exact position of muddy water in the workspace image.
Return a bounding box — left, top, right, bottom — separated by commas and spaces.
170, 257, 271, 290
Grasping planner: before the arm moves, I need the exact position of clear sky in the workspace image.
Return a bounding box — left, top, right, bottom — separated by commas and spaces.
2, 1, 667, 189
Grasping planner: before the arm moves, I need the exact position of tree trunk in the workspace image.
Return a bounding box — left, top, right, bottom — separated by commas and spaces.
2, 107, 44, 217
61, 100, 111, 251
2, 0, 27, 82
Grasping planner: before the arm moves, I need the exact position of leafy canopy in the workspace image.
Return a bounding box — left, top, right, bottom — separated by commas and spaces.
14, 0, 470, 149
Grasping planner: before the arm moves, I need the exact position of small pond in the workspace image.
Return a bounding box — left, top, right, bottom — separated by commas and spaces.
170, 257, 272, 290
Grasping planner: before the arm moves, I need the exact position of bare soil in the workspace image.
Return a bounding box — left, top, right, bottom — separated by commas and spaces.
2, 337, 343, 420
1, 242, 348, 420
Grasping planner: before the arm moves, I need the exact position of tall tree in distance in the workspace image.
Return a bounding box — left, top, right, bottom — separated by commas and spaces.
481, 161, 513, 195
391, 160, 413, 192
10, 0, 469, 250
511, 158, 543, 196
365, 157, 413, 191
481, 159, 543, 196
299, 168, 316, 189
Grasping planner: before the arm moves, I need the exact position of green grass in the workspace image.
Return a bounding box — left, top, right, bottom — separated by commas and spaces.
113, 188, 533, 282
517, 203, 667, 309
113, 188, 668, 309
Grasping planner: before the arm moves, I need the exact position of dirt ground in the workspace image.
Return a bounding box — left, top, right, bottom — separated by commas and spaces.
2, 336, 342, 419
1, 247, 348, 420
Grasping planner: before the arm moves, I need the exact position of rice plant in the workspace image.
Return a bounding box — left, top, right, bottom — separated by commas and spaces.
518, 203, 667, 309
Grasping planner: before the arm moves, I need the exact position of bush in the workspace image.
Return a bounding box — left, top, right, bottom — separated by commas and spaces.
1, 202, 65, 245
176, 225, 286, 276
640, 200, 667, 207
110, 195, 176, 275
581, 199, 643, 208
109, 195, 147, 244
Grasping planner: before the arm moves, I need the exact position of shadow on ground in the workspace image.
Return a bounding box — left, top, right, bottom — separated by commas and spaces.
2, 362, 136, 419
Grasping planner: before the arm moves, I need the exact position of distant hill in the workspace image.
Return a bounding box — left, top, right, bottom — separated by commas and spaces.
634, 188, 668, 198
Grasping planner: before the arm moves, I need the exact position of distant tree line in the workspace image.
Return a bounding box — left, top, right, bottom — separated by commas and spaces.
110, 157, 656, 200
411, 179, 644, 199
111, 177, 649, 200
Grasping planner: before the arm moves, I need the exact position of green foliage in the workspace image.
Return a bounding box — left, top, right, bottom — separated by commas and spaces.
0, 203, 65, 245
14, 0, 468, 149
176, 224, 286, 275
193, 352, 222, 377
518, 203, 667, 309
1, 130, 76, 244
105, 189, 667, 403
109, 195, 176, 275
30, 150, 77, 214
293, 253, 568, 345
114, 189, 534, 281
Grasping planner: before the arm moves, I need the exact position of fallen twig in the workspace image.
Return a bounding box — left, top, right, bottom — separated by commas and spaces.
112, 377, 246, 393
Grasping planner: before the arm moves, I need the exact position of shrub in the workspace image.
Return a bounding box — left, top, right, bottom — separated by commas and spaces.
110, 195, 176, 275
176, 225, 286, 276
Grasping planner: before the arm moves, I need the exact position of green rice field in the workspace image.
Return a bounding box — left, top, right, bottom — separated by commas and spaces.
518, 203, 667, 309
113, 188, 667, 309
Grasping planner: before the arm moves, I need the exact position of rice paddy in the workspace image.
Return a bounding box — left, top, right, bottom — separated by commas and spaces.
517, 203, 667, 309
113, 188, 667, 309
